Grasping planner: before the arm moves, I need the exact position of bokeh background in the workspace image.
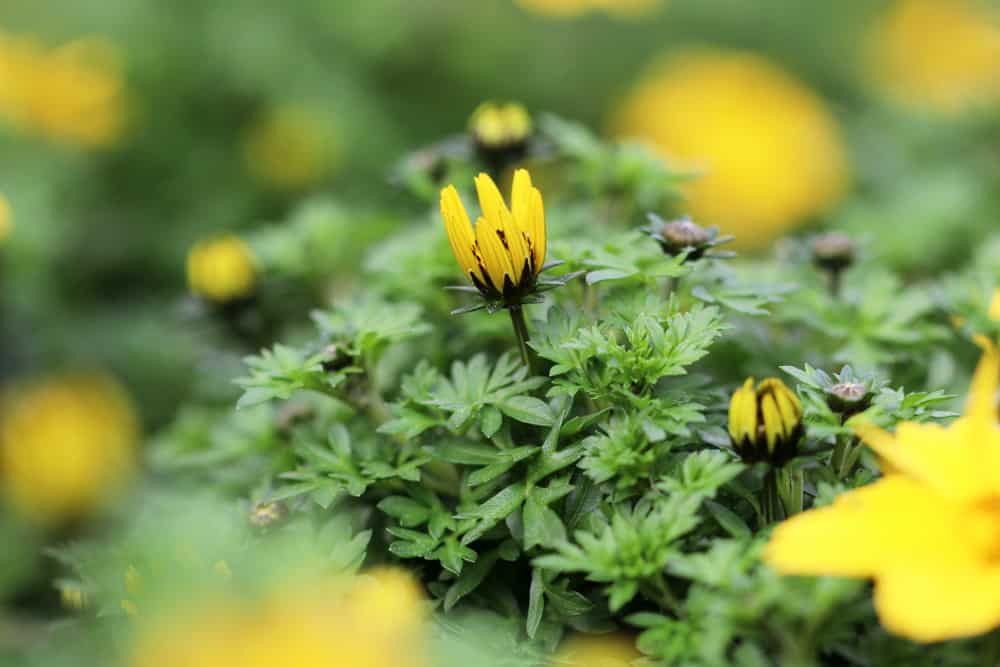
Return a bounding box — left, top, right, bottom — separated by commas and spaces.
1, 0, 1000, 658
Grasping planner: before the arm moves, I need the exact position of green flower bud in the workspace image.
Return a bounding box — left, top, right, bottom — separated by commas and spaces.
728, 377, 803, 465
826, 381, 873, 417
810, 232, 855, 272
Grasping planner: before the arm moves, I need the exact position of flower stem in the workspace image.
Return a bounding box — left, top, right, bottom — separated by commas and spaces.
508, 305, 533, 372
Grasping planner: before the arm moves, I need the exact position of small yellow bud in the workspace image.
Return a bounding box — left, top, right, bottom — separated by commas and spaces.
249, 500, 287, 528
728, 377, 803, 465
469, 101, 533, 151
59, 582, 87, 610
186, 235, 256, 304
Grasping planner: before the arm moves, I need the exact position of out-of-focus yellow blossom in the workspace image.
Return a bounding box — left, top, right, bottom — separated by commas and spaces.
243, 105, 338, 192
868, 0, 1000, 114
0, 32, 125, 148
612, 49, 848, 248
990, 289, 1000, 321
59, 582, 88, 611
550, 634, 641, 666
186, 235, 257, 304
766, 340, 1000, 642
130, 569, 425, 667
469, 101, 533, 151
0, 194, 11, 244
516, 0, 662, 18
0, 373, 138, 525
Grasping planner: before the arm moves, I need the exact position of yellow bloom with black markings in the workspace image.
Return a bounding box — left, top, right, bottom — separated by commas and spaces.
729, 378, 803, 465
0, 373, 138, 525
186, 235, 257, 304
469, 101, 533, 152
440, 169, 546, 304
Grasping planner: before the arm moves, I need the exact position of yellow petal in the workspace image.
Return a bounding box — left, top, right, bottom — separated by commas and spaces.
874, 566, 1000, 643
728, 378, 756, 442
528, 184, 546, 270
760, 393, 782, 449
855, 418, 1000, 503
440, 186, 482, 283
765, 476, 971, 578
475, 173, 525, 283
966, 336, 999, 424
475, 215, 517, 292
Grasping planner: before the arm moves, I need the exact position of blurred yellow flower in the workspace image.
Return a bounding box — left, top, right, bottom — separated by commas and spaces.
0, 32, 125, 148
868, 0, 1000, 114
186, 235, 257, 304
766, 340, 1000, 642
243, 105, 338, 191
612, 49, 848, 248
0, 194, 11, 244
550, 634, 641, 666
516, 0, 662, 18
130, 569, 425, 667
469, 101, 533, 151
0, 373, 138, 525
990, 288, 1000, 322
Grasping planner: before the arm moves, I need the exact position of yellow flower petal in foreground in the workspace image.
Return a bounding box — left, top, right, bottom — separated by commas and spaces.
766, 342, 1000, 642
612, 49, 848, 249
439, 169, 546, 304
868, 0, 1000, 114
0, 373, 138, 525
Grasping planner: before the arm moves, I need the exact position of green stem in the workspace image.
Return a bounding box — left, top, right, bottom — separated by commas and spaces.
508, 305, 533, 373
777, 467, 804, 516
762, 469, 786, 526
665, 275, 680, 300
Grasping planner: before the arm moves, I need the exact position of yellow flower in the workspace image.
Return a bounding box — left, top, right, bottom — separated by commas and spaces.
550, 634, 641, 666
0, 32, 125, 148
440, 169, 546, 303
990, 288, 1000, 322
243, 105, 338, 192
186, 235, 257, 304
728, 378, 803, 465
130, 570, 425, 667
516, 0, 662, 18
0, 373, 138, 525
0, 194, 11, 244
868, 0, 1000, 114
766, 341, 1000, 642
469, 101, 533, 151
612, 49, 848, 249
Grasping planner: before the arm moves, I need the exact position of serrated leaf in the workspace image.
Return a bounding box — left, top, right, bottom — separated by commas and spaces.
443, 550, 499, 611
480, 406, 503, 438
498, 396, 555, 426
523, 495, 567, 550
527, 568, 545, 639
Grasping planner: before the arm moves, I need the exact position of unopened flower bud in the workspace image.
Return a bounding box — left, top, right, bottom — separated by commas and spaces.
810, 232, 855, 272
469, 101, 533, 152
728, 377, 803, 466
644, 214, 731, 261
826, 381, 873, 417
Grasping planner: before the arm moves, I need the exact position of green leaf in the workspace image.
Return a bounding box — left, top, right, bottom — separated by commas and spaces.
498, 396, 555, 426
480, 406, 503, 438
459, 483, 527, 545
526, 568, 545, 639
523, 495, 567, 551
704, 500, 751, 540
443, 550, 500, 611
378, 496, 431, 527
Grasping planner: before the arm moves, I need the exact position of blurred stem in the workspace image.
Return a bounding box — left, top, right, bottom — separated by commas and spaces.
828, 268, 842, 299
777, 467, 804, 516
762, 469, 786, 525
508, 305, 533, 373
